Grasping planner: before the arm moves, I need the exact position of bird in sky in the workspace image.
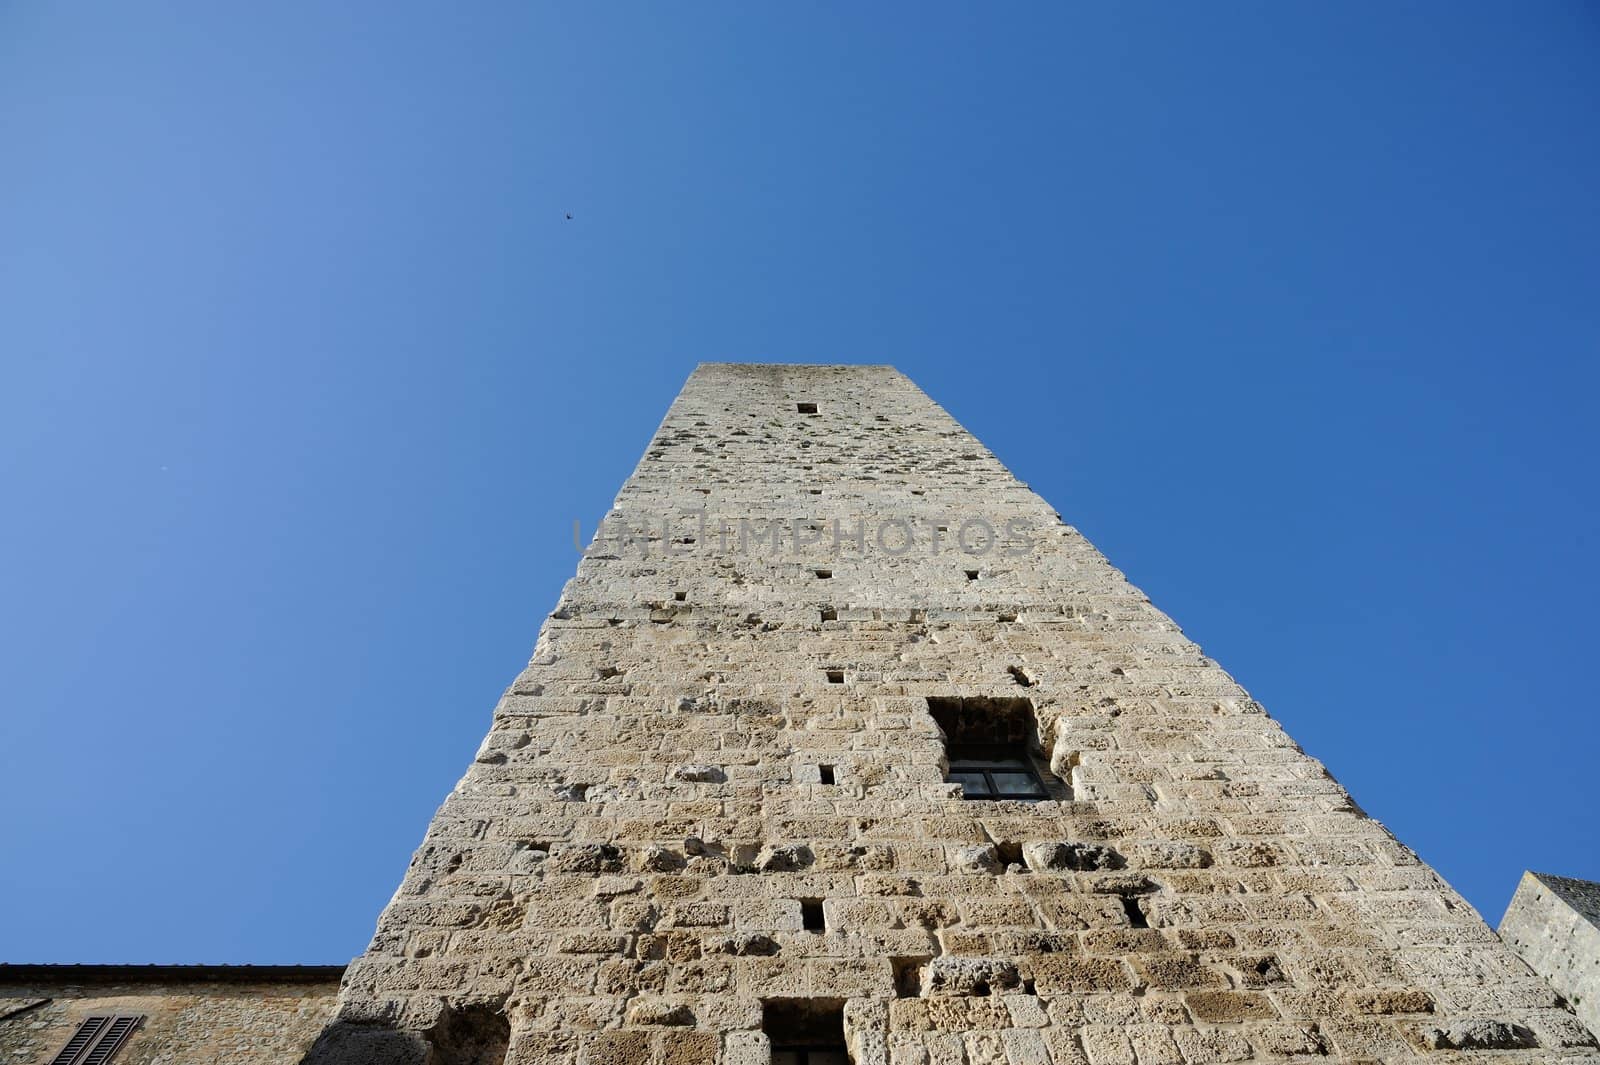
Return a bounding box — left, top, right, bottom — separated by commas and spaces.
565, 213, 573, 220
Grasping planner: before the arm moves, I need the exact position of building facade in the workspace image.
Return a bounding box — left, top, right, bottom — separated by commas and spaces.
0, 965, 341, 1064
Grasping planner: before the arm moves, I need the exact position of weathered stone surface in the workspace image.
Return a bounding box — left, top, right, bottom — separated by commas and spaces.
624, 999, 696, 1026
953, 844, 1001, 875
672, 765, 726, 784
549, 843, 624, 875
1129, 841, 1212, 869
1423, 1018, 1540, 1050
923, 958, 1021, 997
1347, 987, 1435, 1015
756, 843, 814, 873
1023, 842, 1124, 873
707, 933, 781, 957
277, 364, 1592, 1063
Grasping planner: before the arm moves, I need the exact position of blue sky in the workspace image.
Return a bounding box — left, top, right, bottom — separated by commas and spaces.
2, 3, 1597, 964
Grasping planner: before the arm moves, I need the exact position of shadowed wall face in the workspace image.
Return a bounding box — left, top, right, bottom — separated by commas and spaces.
301, 365, 1597, 1063
1501, 872, 1600, 1041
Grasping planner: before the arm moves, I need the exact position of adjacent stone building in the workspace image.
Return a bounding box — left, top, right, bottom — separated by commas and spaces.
1501, 872, 1600, 1040
6, 363, 1595, 1063
0, 965, 341, 1063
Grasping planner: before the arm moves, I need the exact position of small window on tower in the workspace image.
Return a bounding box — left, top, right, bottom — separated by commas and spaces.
946, 748, 1048, 800
927, 696, 1057, 801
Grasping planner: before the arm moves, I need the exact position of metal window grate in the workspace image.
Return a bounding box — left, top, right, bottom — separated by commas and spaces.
49, 1015, 143, 1065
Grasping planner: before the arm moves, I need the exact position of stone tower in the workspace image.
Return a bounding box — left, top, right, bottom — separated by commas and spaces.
305, 364, 1597, 1064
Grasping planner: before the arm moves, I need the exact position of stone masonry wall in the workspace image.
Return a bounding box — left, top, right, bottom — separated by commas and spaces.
1500, 872, 1600, 1040
308, 363, 1597, 1064
0, 966, 341, 1064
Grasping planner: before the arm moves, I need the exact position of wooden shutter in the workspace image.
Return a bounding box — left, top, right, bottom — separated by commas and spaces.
49, 1015, 143, 1065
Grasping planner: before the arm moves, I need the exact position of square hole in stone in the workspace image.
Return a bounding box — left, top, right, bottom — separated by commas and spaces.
820, 607, 837, 622
965, 569, 980, 581
825, 669, 844, 684
430, 1005, 510, 1065
763, 998, 845, 1062
800, 899, 826, 932
815, 569, 832, 579
891, 956, 930, 998
1119, 893, 1150, 928
818, 765, 835, 785
673, 591, 687, 602
796, 402, 818, 414
994, 840, 1028, 871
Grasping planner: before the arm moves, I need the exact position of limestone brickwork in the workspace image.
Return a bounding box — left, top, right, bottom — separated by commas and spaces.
1500, 872, 1600, 1040
0, 965, 341, 1063
303, 363, 1598, 1064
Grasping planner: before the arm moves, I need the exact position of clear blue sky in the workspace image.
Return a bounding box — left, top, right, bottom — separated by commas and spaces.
3, 4, 1597, 964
